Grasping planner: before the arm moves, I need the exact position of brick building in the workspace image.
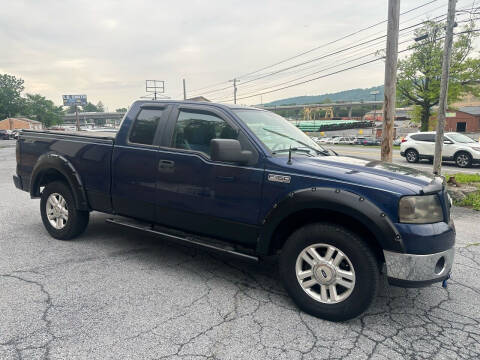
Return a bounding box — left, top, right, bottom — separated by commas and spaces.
445, 107, 480, 133
0, 117, 43, 130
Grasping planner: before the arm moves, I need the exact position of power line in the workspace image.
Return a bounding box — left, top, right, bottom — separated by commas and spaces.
213, 29, 480, 103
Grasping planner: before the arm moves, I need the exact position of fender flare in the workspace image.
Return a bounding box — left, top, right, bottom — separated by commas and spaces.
256, 187, 404, 255
30, 153, 89, 210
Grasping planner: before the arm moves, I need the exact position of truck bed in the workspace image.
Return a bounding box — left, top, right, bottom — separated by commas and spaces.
17, 129, 115, 212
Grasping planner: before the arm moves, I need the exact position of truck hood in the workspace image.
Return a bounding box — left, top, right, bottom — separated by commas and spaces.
272, 155, 441, 195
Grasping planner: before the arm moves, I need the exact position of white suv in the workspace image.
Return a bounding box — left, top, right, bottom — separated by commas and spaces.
400, 131, 480, 168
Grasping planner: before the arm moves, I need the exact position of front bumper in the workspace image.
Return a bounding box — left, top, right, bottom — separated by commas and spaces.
384, 248, 454, 288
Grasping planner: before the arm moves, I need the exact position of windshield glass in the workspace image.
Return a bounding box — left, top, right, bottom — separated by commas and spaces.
447, 133, 476, 143
234, 109, 326, 155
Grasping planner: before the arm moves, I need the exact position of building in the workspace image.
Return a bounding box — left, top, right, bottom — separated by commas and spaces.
445, 106, 480, 133
0, 117, 43, 130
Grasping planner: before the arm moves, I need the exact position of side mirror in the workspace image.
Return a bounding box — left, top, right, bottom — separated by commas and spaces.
210, 139, 253, 164
444, 140, 453, 144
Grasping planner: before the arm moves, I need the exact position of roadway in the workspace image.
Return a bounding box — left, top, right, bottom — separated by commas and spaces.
328, 144, 480, 175
1, 141, 480, 359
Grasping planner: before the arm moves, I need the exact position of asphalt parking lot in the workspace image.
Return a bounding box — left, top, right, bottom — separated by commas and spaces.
1, 143, 480, 359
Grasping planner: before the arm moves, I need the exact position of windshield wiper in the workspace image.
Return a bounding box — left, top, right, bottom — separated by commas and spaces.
263, 128, 330, 156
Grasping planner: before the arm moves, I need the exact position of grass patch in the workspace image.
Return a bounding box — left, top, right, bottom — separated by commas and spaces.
456, 191, 480, 210
445, 173, 480, 184
447, 173, 480, 210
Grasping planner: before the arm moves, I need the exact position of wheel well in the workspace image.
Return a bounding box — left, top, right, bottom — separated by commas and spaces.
405, 147, 418, 154
268, 209, 385, 263
33, 168, 69, 196
453, 150, 472, 159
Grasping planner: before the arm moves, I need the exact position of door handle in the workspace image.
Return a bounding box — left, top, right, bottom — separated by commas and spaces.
158, 159, 175, 170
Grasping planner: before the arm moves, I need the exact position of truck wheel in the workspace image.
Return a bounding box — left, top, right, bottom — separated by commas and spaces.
40, 181, 89, 240
405, 149, 419, 163
279, 223, 379, 322
454, 152, 472, 168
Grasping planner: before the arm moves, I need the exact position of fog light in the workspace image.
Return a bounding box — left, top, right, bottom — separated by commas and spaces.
435, 257, 446, 275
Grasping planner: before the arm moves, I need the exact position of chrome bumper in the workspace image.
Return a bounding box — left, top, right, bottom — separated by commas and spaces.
384, 248, 454, 286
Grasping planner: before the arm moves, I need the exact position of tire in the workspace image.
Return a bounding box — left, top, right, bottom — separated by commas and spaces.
454, 151, 472, 168
279, 223, 379, 322
40, 181, 89, 240
405, 149, 419, 163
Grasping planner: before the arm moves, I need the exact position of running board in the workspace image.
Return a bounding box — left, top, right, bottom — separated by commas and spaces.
105, 218, 259, 262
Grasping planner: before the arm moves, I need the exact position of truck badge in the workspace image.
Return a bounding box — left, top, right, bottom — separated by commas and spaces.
268, 174, 291, 184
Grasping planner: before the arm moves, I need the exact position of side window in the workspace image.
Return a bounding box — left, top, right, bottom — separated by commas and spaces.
129, 108, 164, 145
411, 134, 434, 142
171, 110, 238, 157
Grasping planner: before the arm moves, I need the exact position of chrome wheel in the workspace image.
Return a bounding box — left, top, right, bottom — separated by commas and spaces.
46, 193, 68, 230
296, 243, 355, 304
406, 150, 417, 162
456, 153, 470, 167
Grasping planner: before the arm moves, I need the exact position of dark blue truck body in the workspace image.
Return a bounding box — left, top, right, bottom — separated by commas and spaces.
14, 100, 455, 293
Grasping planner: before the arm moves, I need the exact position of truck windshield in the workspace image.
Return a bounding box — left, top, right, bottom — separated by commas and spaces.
234, 109, 327, 156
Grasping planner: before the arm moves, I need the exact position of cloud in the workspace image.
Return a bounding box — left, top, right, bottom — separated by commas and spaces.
0, 0, 456, 108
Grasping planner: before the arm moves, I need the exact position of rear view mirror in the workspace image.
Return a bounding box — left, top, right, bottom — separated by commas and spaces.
210, 139, 253, 164
444, 140, 453, 144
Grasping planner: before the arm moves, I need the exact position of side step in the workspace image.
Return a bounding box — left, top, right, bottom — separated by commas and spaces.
106, 218, 259, 262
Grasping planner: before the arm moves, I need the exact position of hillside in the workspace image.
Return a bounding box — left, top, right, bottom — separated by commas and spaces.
264, 85, 384, 106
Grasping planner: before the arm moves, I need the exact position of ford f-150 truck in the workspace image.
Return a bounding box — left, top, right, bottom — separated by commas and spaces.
13, 100, 455, 321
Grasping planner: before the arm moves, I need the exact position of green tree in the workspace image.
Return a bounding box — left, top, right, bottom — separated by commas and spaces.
0, 74, 25, 119
82, 102, 99, 112
96, 101, 105, 112
115, 107, 127, 113
24, 94, 64, 128
397, 20, 480, 131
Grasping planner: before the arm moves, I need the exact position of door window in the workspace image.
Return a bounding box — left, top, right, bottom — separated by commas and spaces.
129, 108, 165, 145
171, 110, 239, 157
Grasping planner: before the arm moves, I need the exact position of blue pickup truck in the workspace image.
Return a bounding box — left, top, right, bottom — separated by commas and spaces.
13, 100, 455, 321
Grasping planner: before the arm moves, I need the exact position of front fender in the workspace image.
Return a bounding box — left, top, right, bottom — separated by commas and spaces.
257, 187, 404, 255
30, 153, 89, 210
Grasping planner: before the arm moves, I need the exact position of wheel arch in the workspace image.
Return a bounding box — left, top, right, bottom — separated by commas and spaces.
257, 188, 404, 257
30, 153, 89, 210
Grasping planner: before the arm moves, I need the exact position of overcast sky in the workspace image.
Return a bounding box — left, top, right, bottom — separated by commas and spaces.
0, 0, 472, 109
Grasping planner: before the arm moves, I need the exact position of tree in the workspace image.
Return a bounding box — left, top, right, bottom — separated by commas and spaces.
24, 94, 64, 128
0, 74, 25, 119
96, 101, 105, 112
115, 107, 127, 113
82, 102, 99, 112
397, 20, 480, 131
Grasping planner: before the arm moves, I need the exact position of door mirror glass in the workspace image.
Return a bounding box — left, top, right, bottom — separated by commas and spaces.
210, 139, 252, 164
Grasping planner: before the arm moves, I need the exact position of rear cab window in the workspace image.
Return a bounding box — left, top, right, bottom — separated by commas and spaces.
129, 108, 166, 145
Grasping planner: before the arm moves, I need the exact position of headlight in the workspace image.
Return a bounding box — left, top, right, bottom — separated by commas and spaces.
399, 195, 443, 223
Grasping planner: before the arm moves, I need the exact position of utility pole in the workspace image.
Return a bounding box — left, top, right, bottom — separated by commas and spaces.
75, 105, 80, 131
183, 79, 187, 100
433, 0, 456, 175
229, 78, 240, 104
381, 0, 400, 162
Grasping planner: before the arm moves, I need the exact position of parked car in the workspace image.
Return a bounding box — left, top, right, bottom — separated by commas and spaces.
354, 137, 367, 145
332, 136, 355, 145
363, 137, 381, 146
316, 137, 330, 144
393, 137, 403, 146
400, 131, 480, 168
13, 100, 455, 322
0, 130, 11, 140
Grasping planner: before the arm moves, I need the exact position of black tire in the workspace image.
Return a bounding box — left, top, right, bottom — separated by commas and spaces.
454, 151, 472, 168
405, 149, 419, 163
40, 181, 89, 240
279, 223, 379, 322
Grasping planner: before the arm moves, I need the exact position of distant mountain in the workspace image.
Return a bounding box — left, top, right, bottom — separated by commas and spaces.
264, 85, 384, 106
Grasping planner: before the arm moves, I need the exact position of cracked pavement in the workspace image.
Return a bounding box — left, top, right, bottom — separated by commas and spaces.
1, 145, 480, 359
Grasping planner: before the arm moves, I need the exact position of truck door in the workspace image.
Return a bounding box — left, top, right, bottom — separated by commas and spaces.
111, 105, 170, 222
155, 105, 263, 245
